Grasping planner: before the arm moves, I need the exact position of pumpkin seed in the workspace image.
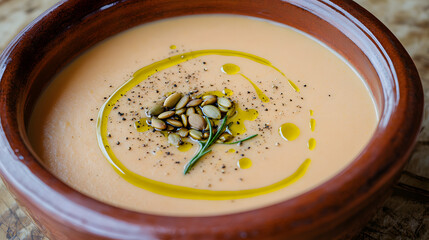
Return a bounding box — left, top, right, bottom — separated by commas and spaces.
188, 113, 206, 130
148, 104, 164, 116
146, 91, 248, 145
202, 105, 221, 119
186, 99, 203, 107
189, 129, 203, 140
181, 114, 188, 127
175, 108, 186, 115
175, 95, 190, 110
195, 106, 203, 115
204, 119, 213, 131
158, 110, 175, 119
227, 106, 236, 117
164, 92, 182, 108
186, 107, 195, 115
177, 128, 189, 137
201, 96, 217, 106
218, 105, 229, 112
167, 119, 183, 127
217, 97, 232, 108
202, 94, 216, 100
168, 133, 182, 146
151, 118, 166, 130
203, 132, 209, 139
219, 133, 233, 142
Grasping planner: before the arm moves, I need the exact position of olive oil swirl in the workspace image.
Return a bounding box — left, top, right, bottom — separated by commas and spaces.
97, 49, 309, 200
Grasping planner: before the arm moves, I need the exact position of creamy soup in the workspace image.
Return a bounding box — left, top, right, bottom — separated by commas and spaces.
28, 15, 378, 216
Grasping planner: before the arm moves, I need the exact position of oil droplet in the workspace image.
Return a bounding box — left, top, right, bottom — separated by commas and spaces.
308, 138, 316, 150
170, 45, 177, 50
178, 142, 193, 152
310, 118, 316, 132
227, 148, 235, 153
222, 88, 234, 96
238, 158, 252, 169
228, 106, 258, 136
279, 123, 300, 141
200, 90, 231, 98
160, 131, 169, 137
134, 118, 151, 132
310, 110, 314, 116
288, 80, 300, 92
220, 63, 269, 102
239, 73, 269, 102
221, 63, 240, 75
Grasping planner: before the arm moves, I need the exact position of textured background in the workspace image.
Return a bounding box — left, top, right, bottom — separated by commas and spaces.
0, 0, 428, 239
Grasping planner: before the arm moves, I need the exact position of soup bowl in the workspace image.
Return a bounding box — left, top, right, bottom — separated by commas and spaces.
0, 0, 423, 239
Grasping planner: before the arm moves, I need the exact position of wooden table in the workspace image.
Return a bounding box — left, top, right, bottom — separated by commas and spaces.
0, 0, 428, 239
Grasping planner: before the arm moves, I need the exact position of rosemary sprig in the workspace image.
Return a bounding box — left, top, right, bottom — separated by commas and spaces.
183, 115, 258, 174
183, 116, 227, 174
222, 134, 258, 145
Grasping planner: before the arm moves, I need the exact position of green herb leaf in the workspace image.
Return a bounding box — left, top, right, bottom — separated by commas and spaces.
222, 134, 258, 145
184, 116, 226, 174
183, 115, 257, 174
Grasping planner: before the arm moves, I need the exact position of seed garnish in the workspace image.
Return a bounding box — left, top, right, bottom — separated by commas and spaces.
140, 91, 258, 174
183, 115, 257, 174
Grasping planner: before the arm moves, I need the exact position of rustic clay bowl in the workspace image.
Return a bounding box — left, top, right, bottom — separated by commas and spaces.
0, 0, 423, 239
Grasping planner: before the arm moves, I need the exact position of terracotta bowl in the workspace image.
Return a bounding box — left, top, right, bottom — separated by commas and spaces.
0, 0, 423, 239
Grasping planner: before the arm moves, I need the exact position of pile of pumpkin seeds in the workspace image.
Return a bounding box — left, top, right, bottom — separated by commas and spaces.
145, 91, 236, 146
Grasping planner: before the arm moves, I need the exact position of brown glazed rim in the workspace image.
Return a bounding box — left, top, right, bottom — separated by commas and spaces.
0, 0, 423, 239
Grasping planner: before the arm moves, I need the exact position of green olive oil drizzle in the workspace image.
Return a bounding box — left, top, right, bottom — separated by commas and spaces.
97, 49, 308, 200
239, 73, 270, 102
221, 63, 270, 102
